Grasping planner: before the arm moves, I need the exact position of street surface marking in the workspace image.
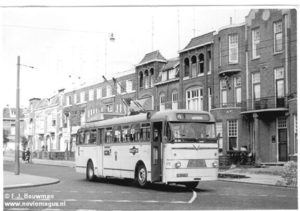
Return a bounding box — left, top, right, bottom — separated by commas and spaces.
170, 201, 186, 203
188, 189, 197, 204
114, 200, 131, 202
143, 200, 159, 203
89, 200, 103, 202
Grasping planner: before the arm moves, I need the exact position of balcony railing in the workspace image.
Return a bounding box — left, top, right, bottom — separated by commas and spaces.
212, 102, 242, 109
241, 96, 288, 112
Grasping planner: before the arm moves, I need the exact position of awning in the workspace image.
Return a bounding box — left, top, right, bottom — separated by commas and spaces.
130, 97, 153, 112
219, 69, 241, 76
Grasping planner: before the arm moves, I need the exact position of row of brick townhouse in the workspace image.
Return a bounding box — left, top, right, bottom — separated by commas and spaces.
21, 9, 297, 163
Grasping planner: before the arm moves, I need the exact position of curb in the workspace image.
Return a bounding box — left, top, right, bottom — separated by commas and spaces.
4, 179, 60, 190
218, 179, 297, 189
3, 157, 75, 168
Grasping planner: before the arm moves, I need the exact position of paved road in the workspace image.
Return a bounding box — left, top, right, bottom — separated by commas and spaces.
3, 161, 298, 210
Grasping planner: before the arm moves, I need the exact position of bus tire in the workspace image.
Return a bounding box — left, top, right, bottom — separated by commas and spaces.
135, 164, 148, 188
86, 160, 95, 181
184, 182, 199, 189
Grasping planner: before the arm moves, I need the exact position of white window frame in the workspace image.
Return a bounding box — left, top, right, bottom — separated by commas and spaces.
234, 76, 241, 107
169, 69, 176, 79
252, 72, 261, 108
74, 94, 77, 104
208, 87, 212, 111
172, 92, 178, 110
186, 87, 203, 111
107, 85, 112, 97
126, 80, 133, 92
89, 90, 94, 101
97, 88, 102, 99
80, 92, 85, 103
162, 71, 167, 81
228, 120, 238, 150
229, 34, 238, 63
274, 21, 283, 53
252, 28, 260, 59
216, 122, 223, 155
220, 80, 227, 107
117, 83, 121, 94
160, 94, 165, 111
106, 104, 113, 112
207, 51, 212, 75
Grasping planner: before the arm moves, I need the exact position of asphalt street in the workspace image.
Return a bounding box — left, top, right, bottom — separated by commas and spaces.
3, 161, 298, 210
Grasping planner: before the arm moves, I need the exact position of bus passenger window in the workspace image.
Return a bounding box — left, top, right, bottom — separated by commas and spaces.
122, 129, 130, 142
90, 129, 97, 144
114, 130, 121, 143
133, 129, 140, 142
141, 128, 150, 142
105, 129, 113, 143
84, 131, 90, 144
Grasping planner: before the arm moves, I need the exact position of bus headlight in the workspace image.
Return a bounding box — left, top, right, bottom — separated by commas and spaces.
175, 161, 181, 168
212, 161, 218, 168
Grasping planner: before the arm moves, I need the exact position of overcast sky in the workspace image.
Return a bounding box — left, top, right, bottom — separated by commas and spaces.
0, 3, 297, 108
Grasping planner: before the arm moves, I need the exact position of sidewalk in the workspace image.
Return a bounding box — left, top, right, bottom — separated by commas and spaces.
4, 171, 60, 190
3, 156, 296, 189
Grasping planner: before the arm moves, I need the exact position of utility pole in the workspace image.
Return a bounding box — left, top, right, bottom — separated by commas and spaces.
15, 56, 20, 175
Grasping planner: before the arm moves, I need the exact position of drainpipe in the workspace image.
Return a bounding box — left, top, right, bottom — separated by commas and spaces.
284, 13, 289, 98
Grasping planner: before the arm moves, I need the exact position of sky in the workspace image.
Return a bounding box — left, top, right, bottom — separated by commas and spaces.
0, 2, 297, 109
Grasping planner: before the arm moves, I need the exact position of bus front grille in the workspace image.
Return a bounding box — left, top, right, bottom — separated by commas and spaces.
187, 159, 207, 168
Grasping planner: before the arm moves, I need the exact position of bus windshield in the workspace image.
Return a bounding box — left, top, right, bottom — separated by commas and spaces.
169, 122, 216, 143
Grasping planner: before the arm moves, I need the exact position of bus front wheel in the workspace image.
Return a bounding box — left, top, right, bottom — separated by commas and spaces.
184, 182, 199, 189
86, 161, 95, 181
136, 164, 148, 188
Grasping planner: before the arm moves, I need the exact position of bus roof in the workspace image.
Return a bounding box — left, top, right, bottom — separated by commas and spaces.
81, 110, 215, 129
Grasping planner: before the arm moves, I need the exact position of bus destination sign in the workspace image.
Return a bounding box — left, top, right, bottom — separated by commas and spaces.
176, 113, 210, 121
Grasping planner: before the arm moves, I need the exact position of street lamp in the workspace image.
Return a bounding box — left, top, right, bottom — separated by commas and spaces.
105, 33, 116, 76
15, 56, 34, 175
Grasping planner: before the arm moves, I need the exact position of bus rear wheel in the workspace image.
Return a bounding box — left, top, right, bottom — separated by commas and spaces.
184, 182, 199, 189
135, 164, 148, 188
86, 161, 95, 181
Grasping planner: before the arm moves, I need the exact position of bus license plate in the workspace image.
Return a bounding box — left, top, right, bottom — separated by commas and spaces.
177, 173, 188, 177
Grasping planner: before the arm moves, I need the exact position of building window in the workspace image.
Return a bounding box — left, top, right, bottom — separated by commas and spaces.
97, 88, 102, 99
162, 71, 167, 81
106, 104, 113, 112
208, 87, 212, 111
80, 92, 85, 103
191, 56, 197, 77
229, 34, 238, 63
275, 67, 285, 107
207, 51, 212, 75
294, 115, 298, 154
252, 72, 261, 109
169, 68, 176, 79
216, 122, 223, 155
199, 54, 204, 75
11, 124, 16, 135
126, 80, 133, 92
139, 72, 144, 90
184, 58, 190, 77
107, 85, 112, 97
186, 87, 203, 110
252, 28, 260, 59
220, 80, 227, 107
228, 120, 238, 150
89, 90, 94, 101
150, 69, 154, 87
172, 92, 178, 110
74, 94, 77, 104
67, 96, 71, 106
144, 70, 149, 89
160, 94, 165, 111
235, 76, 241, 107
274, 21, 283, 53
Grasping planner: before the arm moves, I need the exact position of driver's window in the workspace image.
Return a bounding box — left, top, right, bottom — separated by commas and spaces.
153, 122, 162, 142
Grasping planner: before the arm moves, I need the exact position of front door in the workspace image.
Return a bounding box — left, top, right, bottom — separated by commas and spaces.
151, 122, 162, 182
278, 128, 288, 162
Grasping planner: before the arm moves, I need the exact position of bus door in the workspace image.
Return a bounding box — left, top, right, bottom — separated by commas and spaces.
96, 128, 104, 176
151, 122, 162, 182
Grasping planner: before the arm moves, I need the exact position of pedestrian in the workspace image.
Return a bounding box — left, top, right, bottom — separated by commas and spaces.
22, 149, 26, 161
26, 148, 31, 163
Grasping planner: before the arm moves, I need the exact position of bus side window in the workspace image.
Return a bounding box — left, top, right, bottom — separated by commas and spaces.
97, 129, 104, 145
131, 123, 140, 142
76, 131, 83, 145
84, 130, 90, 144
141, 128, 150, 142
90, 129, 97, 144
121, 125, 130, 142
114, 130, 121, 143
105, 128, 113, 143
